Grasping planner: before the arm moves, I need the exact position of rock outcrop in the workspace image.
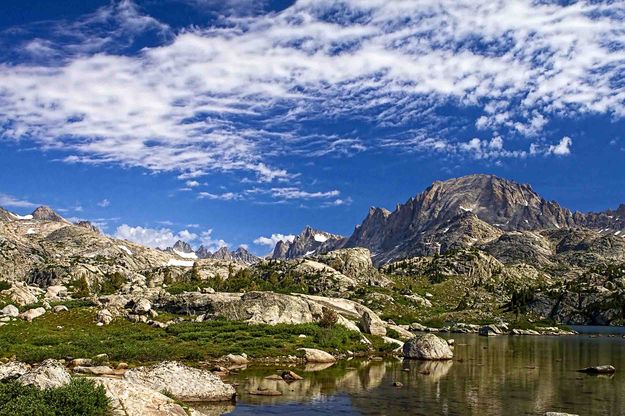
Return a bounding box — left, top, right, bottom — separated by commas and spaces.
17, 359, 72, 389
271, 226, 345, 259
124, 361, 236, 402
402, 334, 454, 360
95, 377, 191, 416
298, 348, 336, 363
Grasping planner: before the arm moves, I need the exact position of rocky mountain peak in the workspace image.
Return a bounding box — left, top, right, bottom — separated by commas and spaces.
345, 174, 577, 264
211, 246, 233, 261
271, 226, 345, 260
195, 245, 212, 259
172, 240, 194, 254
31, 206, 66, 222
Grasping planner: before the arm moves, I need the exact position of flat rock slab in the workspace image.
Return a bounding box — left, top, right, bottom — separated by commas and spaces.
124, 361, 236, 402
17, 359, 71, 389
94, 377, 189, 416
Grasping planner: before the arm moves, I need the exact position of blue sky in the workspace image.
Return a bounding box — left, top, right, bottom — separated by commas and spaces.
0, 0, 624, 254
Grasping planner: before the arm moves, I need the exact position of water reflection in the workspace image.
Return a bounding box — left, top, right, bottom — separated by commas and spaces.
212, 334, 625, 415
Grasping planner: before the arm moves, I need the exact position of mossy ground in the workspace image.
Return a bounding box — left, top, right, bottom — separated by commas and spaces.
352, 274, 556, 329
0, 308, 388, 364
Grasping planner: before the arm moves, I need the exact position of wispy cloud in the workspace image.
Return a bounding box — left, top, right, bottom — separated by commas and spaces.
97, 198, 110, 208
0, 0, 621, 181
0, 193, 38, 209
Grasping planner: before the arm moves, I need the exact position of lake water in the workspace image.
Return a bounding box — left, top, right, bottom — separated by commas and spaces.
202, 334, 625, 415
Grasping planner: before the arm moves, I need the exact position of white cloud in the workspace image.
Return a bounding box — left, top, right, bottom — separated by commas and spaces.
547, 136, 572, 156
114, 224, 230, 251
199, 230, 229, 252
0, 0, 620, 176
97, 198, 110, 207
254, 233, 296, 248
185, 180, 200, 188
0, 194, 38, 209
198, 191, 240, 201
268, 188, 340, 200
114, 224, 198, 249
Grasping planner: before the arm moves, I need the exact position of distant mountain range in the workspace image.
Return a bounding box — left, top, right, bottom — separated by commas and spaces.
165, 240, 259, 265
271, 174, 625, 265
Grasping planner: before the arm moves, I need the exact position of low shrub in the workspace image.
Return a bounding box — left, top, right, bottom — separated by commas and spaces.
0, 379, 109, 416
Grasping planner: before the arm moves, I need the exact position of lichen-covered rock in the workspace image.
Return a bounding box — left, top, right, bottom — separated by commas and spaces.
133, 298, 152, 314
124, 361, 236, 402
53, 305, 69, 313
360, 311, 386, 337
0, 361, 30, 381
96, 308, 114, 325
402, 334, 454, 360
0, 304, 19, 317
298, 348, 336, 364
94, 377, 190, 416
17, 359, 71, 389
2, 283, 39, 306
18, 307, 46, 322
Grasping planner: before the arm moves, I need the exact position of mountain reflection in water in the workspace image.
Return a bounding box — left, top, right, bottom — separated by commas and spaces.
204, 334, 625, 415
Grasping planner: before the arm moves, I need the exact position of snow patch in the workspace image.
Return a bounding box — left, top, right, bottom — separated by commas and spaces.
615, 231, 621, 236
118, 245, 133, 256
173, 249, 197, 259
313, 234, 328, 243
26, 228, 36, 235
304, 250, 315, 256
166, 259, 195, 267
442, 227, 450, 234
459, 206, 472, 212
12, 213, 33, 220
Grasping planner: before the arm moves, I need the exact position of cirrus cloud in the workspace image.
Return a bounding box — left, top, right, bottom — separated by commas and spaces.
0, 0, 621, 183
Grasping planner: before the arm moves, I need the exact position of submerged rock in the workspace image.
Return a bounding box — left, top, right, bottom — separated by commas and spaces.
281, 370, 303, 381
249, 388, 282, 396
403, 334, 454, 360
577, 365, 616, 374
124, 361, 236, 402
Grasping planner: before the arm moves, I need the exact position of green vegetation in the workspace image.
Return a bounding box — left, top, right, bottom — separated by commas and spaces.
0, 281, 10, 292
0, 379, 109, 416
0, 308, 383, 364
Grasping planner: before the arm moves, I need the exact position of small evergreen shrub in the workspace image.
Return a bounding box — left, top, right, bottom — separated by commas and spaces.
0, 379, 110, 416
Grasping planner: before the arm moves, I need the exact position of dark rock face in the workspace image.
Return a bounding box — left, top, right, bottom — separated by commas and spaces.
0, 208, 15, 222
31, 206, 66, 222
74, 221, 100, 233
271, 226, 345, 259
